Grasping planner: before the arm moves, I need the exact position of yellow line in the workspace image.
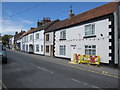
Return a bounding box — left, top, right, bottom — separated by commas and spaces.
12, 50, 119, 79
48, 60, 119, 79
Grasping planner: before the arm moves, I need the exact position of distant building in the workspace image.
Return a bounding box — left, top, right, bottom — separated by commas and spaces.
19, 18, 59, 55
9, 30, 25, 50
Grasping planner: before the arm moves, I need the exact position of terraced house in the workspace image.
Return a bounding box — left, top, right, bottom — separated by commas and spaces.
46, 2, 119, 66
19, 18, 59, 55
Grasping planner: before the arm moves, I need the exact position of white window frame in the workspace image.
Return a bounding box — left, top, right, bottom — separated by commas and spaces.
41, 45, 43, 51
60, 30, 66, 39
85, 45, 96, 55
85, 24, 95, 36
60, 45, 66, 55
30, 35, 33, 41
36, 44, 39, 52
36, 33, 39, 40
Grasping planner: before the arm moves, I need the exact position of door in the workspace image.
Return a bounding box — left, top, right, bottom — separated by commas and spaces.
50, 45, 53, 56
71, 45, 76, 61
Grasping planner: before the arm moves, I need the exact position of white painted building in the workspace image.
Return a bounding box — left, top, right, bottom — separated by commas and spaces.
9, 36, 14, 50
46, 2, 119, 65
34, 30, 44, 55
19, 18, 59, 56
44, 31, 54, 56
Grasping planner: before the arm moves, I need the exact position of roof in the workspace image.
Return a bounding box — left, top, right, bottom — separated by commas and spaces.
20, 19, 59, 38
46, 2, 118, 32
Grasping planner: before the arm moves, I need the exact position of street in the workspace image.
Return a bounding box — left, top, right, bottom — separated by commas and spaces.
2, 50, 118, 89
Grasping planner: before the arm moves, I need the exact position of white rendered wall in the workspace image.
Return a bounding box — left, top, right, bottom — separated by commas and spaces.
45, 32, 54, 56
34, 30, 44, 55
55, 19, 111, 63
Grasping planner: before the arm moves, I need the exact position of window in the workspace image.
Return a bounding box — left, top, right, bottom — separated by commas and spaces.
26, 45, 28, 51
36, 33, 39, 40
60, 45, 66, 55
36, 44, 39, 52
41, 45, 43, 51
46, 45, 49, 53
85, 24, 95, 36
30, 35, 33, 41
46, 34, 49, 41
60, 30, 66, 39
85, 45, 96, 55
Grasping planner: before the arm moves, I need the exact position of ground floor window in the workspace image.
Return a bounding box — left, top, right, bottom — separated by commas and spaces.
60, 45, 66, 55
85, 45, 96, 55
26, 45, 28, 51
46, 45, 49, 53
41, 45, 43, 51
36, 44, 39, 52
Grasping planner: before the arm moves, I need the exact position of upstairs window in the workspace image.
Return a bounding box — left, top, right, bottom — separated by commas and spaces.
30, 35, 33, 41
36, 33, 39, 40
60, 30, 66, 39
85, 24, 95, 36
46, 34, 49, 41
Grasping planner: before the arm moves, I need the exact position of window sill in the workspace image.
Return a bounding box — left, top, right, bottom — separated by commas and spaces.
83, 35, 96, 38
59, 39, 66, 41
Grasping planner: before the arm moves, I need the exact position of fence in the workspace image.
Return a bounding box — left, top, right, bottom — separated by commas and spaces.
73, 53, 100, 66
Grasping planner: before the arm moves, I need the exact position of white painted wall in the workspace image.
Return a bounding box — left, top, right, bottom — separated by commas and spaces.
34, 30, 44, 55
45, 32, 54, 56
55, 19, 111, 64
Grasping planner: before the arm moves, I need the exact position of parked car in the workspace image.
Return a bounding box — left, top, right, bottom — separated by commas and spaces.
0, 44, 7, 64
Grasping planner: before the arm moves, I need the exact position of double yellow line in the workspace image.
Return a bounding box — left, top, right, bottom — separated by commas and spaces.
48, 60, 119, 79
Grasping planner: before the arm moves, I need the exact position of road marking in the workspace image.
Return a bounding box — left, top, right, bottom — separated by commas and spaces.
30, 63, 53, 74
71, 78, 103, 90
38, 67, 54, 74
11, 50, 119, 79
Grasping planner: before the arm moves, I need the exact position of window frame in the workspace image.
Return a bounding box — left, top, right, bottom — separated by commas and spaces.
60, 30, 66, 40
46, 34, 49, 41
46, 45, 49, 53
36, 44, 39, 52
85, 24, 95, 36
85, 45, 96, 55
36, 33, 39, 40
60, 45, 66, 55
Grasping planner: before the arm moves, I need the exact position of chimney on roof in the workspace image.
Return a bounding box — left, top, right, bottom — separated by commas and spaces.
68, 6, 75, 19
30, 27, 35, 30
42, 17, 51, 24
37, 19, 43, 27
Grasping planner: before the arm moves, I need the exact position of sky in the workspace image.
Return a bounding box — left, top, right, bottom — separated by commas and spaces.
1, 2, 109, 35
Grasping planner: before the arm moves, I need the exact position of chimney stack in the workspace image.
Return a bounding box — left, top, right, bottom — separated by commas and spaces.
68, 6, 75, 19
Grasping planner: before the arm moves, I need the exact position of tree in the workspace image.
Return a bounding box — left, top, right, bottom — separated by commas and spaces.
2, 34, 12, 46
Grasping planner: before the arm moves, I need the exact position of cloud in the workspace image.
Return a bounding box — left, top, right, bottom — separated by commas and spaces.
1, 17, 34, 35
20, 19, 33, 24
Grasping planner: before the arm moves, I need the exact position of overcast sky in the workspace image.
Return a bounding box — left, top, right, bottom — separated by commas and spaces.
1, 2, 108, 35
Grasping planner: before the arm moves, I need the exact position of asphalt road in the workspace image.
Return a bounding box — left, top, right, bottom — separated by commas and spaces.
2, 50, 119, 89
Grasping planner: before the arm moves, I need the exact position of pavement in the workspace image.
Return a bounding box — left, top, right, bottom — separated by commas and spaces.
2, 50, 119, 88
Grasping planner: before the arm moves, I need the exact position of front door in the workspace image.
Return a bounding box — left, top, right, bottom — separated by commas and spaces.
50, 45, 53, 56
71, 45, 76, 61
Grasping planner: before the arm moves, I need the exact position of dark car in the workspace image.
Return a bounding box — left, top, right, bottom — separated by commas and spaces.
0, 44, 7, 64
